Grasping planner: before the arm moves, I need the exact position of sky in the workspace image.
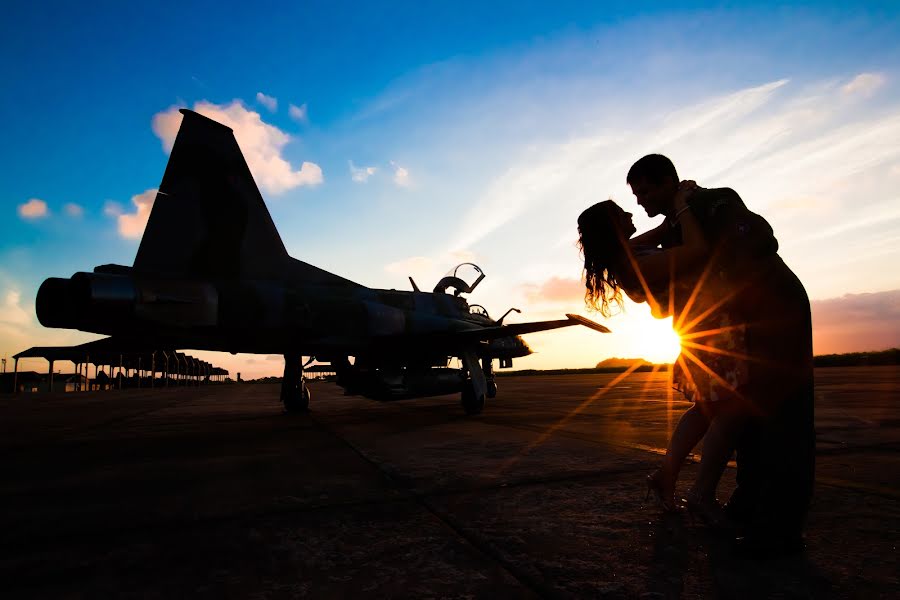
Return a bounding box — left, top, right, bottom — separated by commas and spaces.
2, 1, 900, 379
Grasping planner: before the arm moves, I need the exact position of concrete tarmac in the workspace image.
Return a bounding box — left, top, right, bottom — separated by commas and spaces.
1, 367, 897, 598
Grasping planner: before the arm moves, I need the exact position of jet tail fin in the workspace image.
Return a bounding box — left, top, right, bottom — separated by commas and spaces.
133, 109, 288, 279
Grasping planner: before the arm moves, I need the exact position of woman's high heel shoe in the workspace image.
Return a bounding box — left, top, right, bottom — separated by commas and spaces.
645, 469, 679, 513
684, 491, 728, 528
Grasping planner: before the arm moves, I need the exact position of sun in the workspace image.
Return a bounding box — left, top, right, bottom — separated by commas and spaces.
634, 315, 682, 364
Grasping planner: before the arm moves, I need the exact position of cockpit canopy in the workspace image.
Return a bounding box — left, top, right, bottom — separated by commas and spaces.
433, 263, 485, 296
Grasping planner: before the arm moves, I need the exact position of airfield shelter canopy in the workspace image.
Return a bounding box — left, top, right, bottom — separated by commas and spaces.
9, 338, 229, 393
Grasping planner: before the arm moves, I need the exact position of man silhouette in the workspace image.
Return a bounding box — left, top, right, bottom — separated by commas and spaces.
627, 154, 815, 556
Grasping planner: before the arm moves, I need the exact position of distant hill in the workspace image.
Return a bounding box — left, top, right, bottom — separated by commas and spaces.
595, 357, 656, 369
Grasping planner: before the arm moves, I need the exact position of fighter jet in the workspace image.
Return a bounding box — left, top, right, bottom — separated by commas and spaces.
35, 109, 609, 414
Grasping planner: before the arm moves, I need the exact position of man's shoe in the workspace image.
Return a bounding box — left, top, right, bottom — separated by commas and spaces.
723, 490, 755, 526
732, 532, 805, 559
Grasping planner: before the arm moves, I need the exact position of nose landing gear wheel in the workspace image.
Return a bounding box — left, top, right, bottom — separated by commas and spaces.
461, 385, 485, 415
486, 380, 498, 399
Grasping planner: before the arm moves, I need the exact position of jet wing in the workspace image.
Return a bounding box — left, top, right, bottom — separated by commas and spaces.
401, 313, 610, 346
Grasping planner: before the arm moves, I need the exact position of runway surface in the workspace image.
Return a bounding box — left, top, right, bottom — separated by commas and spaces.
1, 367, 897, 598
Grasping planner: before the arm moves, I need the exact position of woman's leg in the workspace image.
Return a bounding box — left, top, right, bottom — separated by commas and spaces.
691, 412, 746, 500
660, 403, 711, 487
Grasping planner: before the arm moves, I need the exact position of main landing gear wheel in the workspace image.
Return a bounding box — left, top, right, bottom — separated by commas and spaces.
461, 384, 485, 415
284, 384, 311, 413
281, 353, 310, 413
282, 382, 311, 413
486, 380, 498, 399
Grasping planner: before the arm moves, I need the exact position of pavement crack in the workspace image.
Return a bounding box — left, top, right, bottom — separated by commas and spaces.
307, 410, 558, 599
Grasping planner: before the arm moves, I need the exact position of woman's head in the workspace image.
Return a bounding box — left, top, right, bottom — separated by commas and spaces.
577, 200, 635, 316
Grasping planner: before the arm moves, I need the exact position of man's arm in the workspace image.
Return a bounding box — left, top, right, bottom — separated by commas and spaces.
632, 183, 710, 288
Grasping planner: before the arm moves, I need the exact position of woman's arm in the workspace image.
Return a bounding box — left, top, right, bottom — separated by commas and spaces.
628, 221, 668, 250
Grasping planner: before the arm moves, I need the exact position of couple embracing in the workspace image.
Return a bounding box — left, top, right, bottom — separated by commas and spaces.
578, 154, 815, 557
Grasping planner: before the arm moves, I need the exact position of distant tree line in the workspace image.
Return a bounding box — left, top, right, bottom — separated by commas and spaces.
241, 349, 899, 383
812, 348, 899, 367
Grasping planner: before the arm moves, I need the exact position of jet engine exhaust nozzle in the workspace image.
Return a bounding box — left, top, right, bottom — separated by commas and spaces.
36, 273, 138, 330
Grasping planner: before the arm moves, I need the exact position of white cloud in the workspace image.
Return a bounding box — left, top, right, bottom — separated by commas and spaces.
841, 72, 886, 98
256, 91, 278, 112
385, 256, 434, 278
0, 283, 101, 365
349, 160, 377, 183
18, 198, 48, 219
152, 100, 323, 195
289, 103, 308, 123
103, 201, 123, 217
448, 249, 479, 264
63, 203, 83, 218
113, 189, 157, 239
391, 161, 411, 187
521, 276, 584, 305
384, 250, 481, 291
0, 290, 31, 326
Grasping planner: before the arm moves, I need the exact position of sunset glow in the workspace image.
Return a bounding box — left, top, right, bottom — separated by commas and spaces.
635, 317, 683, 365
1, 4, 899, 378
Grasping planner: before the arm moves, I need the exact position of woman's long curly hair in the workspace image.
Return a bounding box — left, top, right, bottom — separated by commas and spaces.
577, 200, 628, 317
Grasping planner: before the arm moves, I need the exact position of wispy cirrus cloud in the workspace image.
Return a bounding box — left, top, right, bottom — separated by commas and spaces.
841, 72, 886, 98
152, 100, 323, 195
812, 289, 900, 353
18, 198, 49, 220
443, 71, 900, 300
449, 78, 792, 252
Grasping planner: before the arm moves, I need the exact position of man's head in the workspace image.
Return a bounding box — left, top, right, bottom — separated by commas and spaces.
627, 154, 679, 218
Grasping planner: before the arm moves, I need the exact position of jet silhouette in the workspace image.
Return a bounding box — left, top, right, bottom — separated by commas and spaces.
36, 110, 609, 414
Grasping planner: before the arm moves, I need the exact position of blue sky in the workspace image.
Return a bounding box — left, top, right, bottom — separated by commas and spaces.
3, 1, 900, 377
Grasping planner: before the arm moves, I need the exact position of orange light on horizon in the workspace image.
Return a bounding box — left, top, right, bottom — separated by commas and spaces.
635, 315, 682, 364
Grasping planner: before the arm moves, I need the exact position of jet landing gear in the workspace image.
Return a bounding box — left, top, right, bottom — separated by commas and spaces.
460, 350, 488, 415
281, 353, 311, 413
484, 358, 498, 399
